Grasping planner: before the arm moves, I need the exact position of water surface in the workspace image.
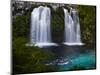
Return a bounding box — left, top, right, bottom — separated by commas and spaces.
42, 45, 96, 71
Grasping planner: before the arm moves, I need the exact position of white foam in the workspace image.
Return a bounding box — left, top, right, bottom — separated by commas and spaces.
34, 43, 58, 47
63, 42, 84, 46
25, 43, 58, 48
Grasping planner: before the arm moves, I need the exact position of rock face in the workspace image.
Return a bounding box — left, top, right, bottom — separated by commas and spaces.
12, 1, 33, 19
12, 1, 73, 18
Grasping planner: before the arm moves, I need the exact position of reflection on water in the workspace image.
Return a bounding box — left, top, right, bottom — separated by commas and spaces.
41, 45, 96, 71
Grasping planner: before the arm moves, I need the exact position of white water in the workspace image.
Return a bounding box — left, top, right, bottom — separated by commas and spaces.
30, 6, 57, 47
63, 8, 83, 45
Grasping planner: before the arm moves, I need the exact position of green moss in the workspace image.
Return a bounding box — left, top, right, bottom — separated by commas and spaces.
77, 6, 96, 48
13, 37, 56, 74
51, 7, 64, 43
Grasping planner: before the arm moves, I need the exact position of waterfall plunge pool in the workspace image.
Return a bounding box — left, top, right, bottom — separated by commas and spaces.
41, 45, 96, 71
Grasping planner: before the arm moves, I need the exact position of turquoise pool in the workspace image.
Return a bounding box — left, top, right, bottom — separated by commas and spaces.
43, 45, 96, 71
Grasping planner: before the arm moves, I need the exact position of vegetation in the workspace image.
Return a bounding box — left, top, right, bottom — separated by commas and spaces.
12, 13, 30, 39
13, 37, 57, 74
77, 5, 96, 48
51, 7, 64, 43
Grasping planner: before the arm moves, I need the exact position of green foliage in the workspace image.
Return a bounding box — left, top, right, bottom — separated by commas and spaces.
51, 7, 64, 43
13, 13, 30, 38
13, 37, 56, 74
77, 5, 96, 47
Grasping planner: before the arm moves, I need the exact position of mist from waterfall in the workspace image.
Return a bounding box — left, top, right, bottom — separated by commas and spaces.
30, 6, 57, 47
63, 8, 83, 45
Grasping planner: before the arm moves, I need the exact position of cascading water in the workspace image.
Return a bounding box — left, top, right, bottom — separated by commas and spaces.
30, 6, 57, 47
63, 8, 83, 45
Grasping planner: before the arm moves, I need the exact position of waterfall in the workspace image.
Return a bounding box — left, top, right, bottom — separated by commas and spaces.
30, 6, 57, 47
63, 8, 83, 45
